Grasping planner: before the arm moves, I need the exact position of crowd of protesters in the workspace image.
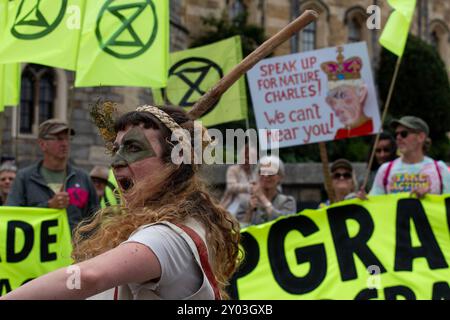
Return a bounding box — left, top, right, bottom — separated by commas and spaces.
0, 111, 449, 301
222, 115, 450, 227
1, 115, 450, 231
3, 119, 99, 232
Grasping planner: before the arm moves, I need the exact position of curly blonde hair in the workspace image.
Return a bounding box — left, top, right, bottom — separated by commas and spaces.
72, 106, 241, 299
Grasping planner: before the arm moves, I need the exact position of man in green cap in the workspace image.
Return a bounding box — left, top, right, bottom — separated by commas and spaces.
6, 119, 99, 232
368, 116, 450, 197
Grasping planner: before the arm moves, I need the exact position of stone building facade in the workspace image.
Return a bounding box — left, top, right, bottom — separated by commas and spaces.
1, 0, 448, 203
182, 0, 450, 73
0, 0, 190, 172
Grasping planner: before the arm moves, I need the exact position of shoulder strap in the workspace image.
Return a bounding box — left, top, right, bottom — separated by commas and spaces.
173, 222, 221, 300
114, 222, 221, 300
383, 160, 395, 193
434, 160, 443, 194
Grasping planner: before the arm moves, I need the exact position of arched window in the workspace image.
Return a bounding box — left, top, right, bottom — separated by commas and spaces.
18, 64, 55, 135
19, 69, 34, 134
344, 7, 368, 45
300, 20, 316, 52
38, 70, 55, 123
298, 0, 330, 52
428, 20, 450, 70
430, 30, 439, 49
348, 17, 362, 43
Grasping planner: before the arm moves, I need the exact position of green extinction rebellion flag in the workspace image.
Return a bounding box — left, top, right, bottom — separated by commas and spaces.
0, 0, 85, 70
0, 0, 5, 30
0, 66, 4, 112
75, 0, 169, 88
0, 207, 73, 296
0, 0, 20, 110
2, 63, 21, 107
0, 0, 3, 111
152, 36, 248, 127
0, 0, 7, 112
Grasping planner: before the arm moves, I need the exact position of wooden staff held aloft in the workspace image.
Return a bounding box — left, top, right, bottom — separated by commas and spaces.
187, 10, 319, 120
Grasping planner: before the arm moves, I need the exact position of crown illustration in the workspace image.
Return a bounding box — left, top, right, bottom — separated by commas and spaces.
321, 47, 363, 81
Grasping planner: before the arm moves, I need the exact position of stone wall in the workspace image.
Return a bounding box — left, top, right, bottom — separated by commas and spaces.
182, 0, 450, 73
200, 162, 369, 208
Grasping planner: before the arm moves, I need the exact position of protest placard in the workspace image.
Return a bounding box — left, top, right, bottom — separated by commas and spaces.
247, 42, 380, 149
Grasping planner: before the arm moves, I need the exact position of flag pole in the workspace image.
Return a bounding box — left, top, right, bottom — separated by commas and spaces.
0, 112, 4, 157
62, 84, 76, 192
361, 56, 403, 191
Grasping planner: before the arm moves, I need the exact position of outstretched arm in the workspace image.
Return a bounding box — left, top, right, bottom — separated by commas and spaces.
0, 242, 161, 300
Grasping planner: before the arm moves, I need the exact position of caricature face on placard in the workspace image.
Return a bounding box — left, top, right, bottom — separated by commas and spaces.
321, 46, 373, 140
325, 84, 368, 128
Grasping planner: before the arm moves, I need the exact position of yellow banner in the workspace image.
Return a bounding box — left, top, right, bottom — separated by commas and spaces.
152, 36, 248, 127
0, 207, 73, 296
230, 194, 450, 300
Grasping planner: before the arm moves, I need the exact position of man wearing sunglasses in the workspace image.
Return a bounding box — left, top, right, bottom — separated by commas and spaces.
6, 119, 99, 232
368, 116, 450, 197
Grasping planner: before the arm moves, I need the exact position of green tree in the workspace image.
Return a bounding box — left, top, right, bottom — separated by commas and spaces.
377, 34, 450, 160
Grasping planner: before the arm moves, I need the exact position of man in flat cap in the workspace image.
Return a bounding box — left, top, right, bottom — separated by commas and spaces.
369, 116, 450, 197
7, 119, 99, 232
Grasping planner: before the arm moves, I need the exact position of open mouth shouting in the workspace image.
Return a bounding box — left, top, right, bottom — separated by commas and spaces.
116, 176, 134, 192
111, 126, 165, 195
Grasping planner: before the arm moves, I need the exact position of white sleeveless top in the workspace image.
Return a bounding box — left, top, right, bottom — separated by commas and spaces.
87, 218, 220, 300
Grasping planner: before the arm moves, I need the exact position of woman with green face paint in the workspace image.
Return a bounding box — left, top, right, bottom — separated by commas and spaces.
1, 105, 241, 300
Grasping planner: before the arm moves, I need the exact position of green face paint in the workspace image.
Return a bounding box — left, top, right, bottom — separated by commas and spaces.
111, 127, 157, 167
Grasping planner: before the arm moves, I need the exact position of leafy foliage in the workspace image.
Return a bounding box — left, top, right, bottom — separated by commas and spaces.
377, 34, 450, 160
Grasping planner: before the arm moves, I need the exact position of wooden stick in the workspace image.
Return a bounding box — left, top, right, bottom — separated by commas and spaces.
361, 56, 403, 191
62, 85, 76, 192
14, 104, 19, 163
0, 112, 4, 157
319, 142, 335, 204
188, 10, 319, 120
